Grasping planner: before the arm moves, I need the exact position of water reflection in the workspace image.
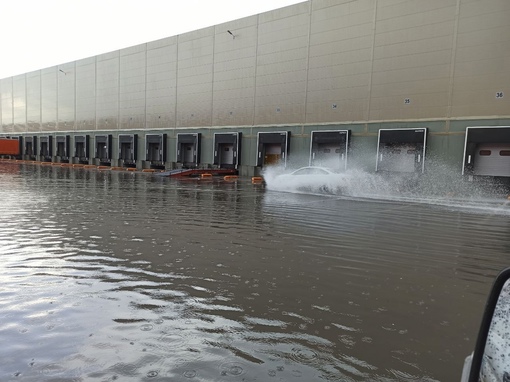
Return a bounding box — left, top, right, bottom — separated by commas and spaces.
0, 163, 509, 381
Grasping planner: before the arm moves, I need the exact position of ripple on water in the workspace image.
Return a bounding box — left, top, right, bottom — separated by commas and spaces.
146, 370, 159, 378
220, 362, 245, 376
183, 369, 197, 378
140, 324, 153, 332
290, 347, 319, 365
42, 363, 66, 376
154, 331, 187, 352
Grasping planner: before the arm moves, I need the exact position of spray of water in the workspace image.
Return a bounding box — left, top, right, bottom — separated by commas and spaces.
262, 159, 510, 215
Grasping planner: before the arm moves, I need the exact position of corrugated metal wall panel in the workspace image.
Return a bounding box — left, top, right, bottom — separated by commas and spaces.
26, 72, 41, 132
255, 5, 309, 125
41, 68, 57, 132
13, 75, 26, 133
451, 0, 510, 117
76, 58, 96, 131
57, 62, 75, 131
213, 17, 258, 127
96, 54, 119, 131
120, 49, 146, 130
1, 78, 13, 133
177, 28, 214, 128
146, 40, 177, 129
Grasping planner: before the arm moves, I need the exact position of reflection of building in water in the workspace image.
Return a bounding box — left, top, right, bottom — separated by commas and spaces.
1, 0, 509, 186
481, 280, 510, 381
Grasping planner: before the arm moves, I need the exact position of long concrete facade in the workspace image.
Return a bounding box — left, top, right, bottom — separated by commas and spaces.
1, 0, 509, 177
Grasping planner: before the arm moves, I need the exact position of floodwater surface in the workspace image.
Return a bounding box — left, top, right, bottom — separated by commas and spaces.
0, 163, 509, 381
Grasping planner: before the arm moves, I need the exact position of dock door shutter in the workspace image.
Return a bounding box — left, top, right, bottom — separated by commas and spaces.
256, 132, 290, 167
463, 127, 510, 177
95, 135, 112, 160
376, 128, 427, 173
74, 135, 90, 159
118, 134, 137, 162
56, 135, 70, 157
39, 137, 45, 157
213, 132, 241, 168
24, 137, 32, 156
25, 136, 36, 156
39, 136, 53, 157
56, 136, 64, 157
177, 133, 200, 165
310, 130, 350, 170
146, 134, 166, 162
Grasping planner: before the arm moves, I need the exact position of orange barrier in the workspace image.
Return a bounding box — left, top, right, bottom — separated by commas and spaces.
60, 163, 73, 167
126, 168, 137, 172
142, 169, 156, 172
251, 176, 264, 183
224, 175, 239, 181
83, 165, 96, 169
201, 173, 213, 178
97, 165, 111, 170
111, 166, 125, 171
41, 162, 52, 166
72, 164, 85, 168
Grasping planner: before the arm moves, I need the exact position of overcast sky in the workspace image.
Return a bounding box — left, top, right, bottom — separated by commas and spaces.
1, 0, 304, 79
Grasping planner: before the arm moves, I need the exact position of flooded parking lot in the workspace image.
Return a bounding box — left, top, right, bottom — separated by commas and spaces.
0, 163, 509, 381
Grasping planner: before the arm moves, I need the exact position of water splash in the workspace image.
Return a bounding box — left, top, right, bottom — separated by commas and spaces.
262, 162, 510, 215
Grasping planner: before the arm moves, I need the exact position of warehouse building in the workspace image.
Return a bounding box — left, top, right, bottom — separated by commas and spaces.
0, 0, 509, 180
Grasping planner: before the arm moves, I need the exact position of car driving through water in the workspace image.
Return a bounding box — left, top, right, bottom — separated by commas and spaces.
265, 166, 347, 194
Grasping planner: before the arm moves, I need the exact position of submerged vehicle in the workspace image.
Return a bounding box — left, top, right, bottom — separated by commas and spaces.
461, 268, 510, 381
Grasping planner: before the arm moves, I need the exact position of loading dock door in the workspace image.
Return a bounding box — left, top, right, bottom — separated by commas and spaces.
213, 132, 241, 169
25, 136, 36, 158
221, 145, 233, 165
39, 136, 53, 160
378, 144, 417, 173
95, 135, 113, 163
473, 144, 510, 177
146, 134, 167, 164
182, 144, 194, 163
310, 130, 350, 170
256, 132, 290, 168
74, 135, 90, 161
119, 134, 138, 164
25, 141, 33, 156
376, 128, 427, 173
463, 126, 510, 177
177, 133, 200, 167
56, 135, 70, 159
